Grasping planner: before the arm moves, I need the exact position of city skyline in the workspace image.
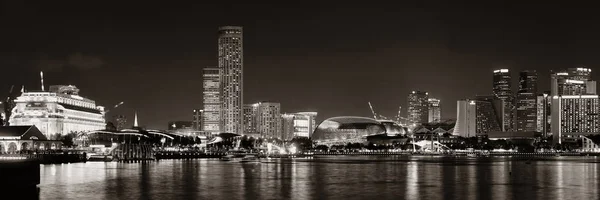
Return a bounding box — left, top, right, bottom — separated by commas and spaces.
3, 2, 600, 129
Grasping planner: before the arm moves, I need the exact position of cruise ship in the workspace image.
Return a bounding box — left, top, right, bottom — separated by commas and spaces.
9, 85, 106, 139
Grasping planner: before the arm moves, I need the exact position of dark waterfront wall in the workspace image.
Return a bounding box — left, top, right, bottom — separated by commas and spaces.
0, 159, 40, 199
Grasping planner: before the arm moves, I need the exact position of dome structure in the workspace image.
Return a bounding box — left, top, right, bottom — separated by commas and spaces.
312, 116, 387, 144
378, 120, 408, 136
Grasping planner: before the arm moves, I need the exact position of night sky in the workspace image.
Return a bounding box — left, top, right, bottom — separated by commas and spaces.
1, 2, 599, 129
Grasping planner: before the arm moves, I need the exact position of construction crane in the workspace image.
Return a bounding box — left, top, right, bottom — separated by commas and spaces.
368, 102, 419, 127
368, 102, 378, 120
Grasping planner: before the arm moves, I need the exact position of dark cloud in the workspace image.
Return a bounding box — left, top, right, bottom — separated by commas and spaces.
35, 53, 104, 71
67, 53, 104, 70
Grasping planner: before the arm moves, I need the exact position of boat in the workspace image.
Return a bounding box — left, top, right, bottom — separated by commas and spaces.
220, 155, 235, 161
87, 154, 113, 162
466, 152, 477, 158
240, 155, 259, 163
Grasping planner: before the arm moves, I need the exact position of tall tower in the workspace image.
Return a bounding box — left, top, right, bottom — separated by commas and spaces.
492, 69, 514, 132
133, 112, 138, 127
407, 91, 429, 124
202, 67, 221, 132
427, 98, 441, 123
218, 26, 244, 134
516, 70, 538, 132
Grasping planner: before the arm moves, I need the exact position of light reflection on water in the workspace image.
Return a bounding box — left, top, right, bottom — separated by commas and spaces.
39, 157, 600, 200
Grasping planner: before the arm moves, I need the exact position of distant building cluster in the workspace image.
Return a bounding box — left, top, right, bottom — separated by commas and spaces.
192, 26, 317, 139
406, 91, 442, 125
452, 67, 599, 144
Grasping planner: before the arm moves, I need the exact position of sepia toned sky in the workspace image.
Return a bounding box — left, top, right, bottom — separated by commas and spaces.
1, 2, 599, 129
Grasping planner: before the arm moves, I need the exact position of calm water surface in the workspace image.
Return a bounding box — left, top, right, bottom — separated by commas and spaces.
39, 156, 600, 200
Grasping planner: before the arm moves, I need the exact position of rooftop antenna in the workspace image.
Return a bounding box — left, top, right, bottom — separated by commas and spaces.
40, 71, 44, 91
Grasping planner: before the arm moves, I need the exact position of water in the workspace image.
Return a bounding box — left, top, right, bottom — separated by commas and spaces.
39, 156, 600, 200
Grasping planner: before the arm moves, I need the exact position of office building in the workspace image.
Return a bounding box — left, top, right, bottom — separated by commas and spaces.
427, 98, 441, 123
218, 26, 244, 134
492, 69, 515, 131
255, 102, 281, 138
407, 91, 429, 124
243, 104, 258, 136
536, 93, 551, 137
193, 109, 203, 131
551, 95, 600, 144
202, 67, 220, 133
281, 114, 295, 140
453, 97, 502, 137
515, 70, 538, 132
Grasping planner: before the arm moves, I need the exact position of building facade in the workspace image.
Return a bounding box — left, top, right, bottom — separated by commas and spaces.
407, 91, 429, 124
243, 104, 258, 135
536, 94, 551, 136
453, 98, 502, 137
292, 112, 318, 138
202, 67, 220, 133
9, 85, 106, 139
551, 68, 595, 96
255, 102, 281, 138
192, 109, 203, 131
516, 70, 538, 132
218, 26, 244, 134
492, 69, 515, 132
427, 98, 441, 123
551, 95, 600, 144
281, 114, 295, 140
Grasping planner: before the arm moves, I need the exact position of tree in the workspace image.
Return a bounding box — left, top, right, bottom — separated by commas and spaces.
106, 122, 117, 131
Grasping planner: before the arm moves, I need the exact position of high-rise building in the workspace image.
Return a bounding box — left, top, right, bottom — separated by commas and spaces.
536, 93, 551, 136
551, 95, 600, 144
218, 26, 244, 134
427, 98, 441, 123
516, 70, 538, 132
192, 109, 203, 131
243, 104, 258, 135
551, 68, 595, 96
202, 67, 220, 133
255, 102, 281, 138
407, 91, 429, 124
453, 98, 502, 137
492, 69, 515, 131
281, 114, 295, 140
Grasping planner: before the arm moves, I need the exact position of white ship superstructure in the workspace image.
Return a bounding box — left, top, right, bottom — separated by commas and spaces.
9, 85, 105, 139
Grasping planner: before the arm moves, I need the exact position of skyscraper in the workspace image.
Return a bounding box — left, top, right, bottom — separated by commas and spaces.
202, 67, 220, 132
243, 104, 258, 135
427, 98, 441, 123
551, 68, 594, 96
516, 70, 538, 132
492, 69, 514, 131
453, 97, 502, 137
218, 26, 244, 134
407, 91, 429, 124
255, 102, 281, 138
192, 109, 203, 131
